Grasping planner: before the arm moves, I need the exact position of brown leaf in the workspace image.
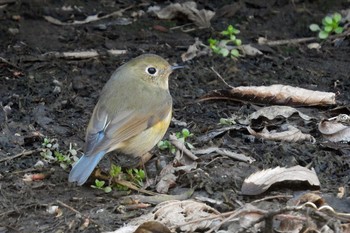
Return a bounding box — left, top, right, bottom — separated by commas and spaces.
154, 1, 215, 28
249, 106, 313, 121
247, 124, 315, 143
152, 200, 220, 231
200, 84, 336, 106
194, 147, 255, 163
134, 221, 171, 233
156, 164, 177, 194
241, 165, 320, 195
318, 115, 350, 142
239, 44, 263, 56
181, 38, 210, 62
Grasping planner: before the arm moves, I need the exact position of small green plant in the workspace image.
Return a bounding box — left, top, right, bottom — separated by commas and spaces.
157, 140, 176, 154
40, 138, 78, 170
209, 25, 242, 58
109, 164, 122, 178
106, 164, 146, 191
158, 128, 195, 154
219, 118, 236, 125
127, 168, 146, 187
91, 179, 112, 193
309, 13, 343, 39
175, 128, 194, 149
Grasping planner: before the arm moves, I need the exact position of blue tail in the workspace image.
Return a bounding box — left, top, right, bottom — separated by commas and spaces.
68, 151, 105, 185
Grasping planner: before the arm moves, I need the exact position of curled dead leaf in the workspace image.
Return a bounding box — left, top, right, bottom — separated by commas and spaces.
181, 38, 210, 62
239, 44, 263, 56
241, 165, 320, 195
247, 124, 315, 143
152, 200, 220, 231
249, 106, 313, 121
318, 115, 350, 142
200, 84, 336, 106
134, 221, 171, 233
153, 1, 215, 28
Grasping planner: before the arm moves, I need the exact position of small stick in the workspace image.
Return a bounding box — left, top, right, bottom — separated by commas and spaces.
0, 148, 44, 163
169, 134, 199, 161
210, 67, 234, 89
56, 200, 82, 216
259, 31, 350, 46
44, 5, 135, 26
57, 200, 104, 229
0, 56, 22, 70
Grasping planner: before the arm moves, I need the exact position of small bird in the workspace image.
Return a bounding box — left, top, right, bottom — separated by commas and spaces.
69, 54, 180, 185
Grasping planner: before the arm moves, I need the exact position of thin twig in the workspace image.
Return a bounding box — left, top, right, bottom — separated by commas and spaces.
19, 49, 127, 62
169, 134, 199, 161
251, 194, 293, 204
259, 30, 350, 46
44, 5, 135, 26
210, 67, 234, 89
0, 57, 22, 70
0, 148, 44, 163
259, 37, 316, 46
113, 179, 158, 196
56, 200, 81, 216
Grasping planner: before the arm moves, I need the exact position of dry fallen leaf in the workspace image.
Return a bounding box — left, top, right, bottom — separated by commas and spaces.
239, 44, 263, 56
151, 200, 221, 231
241, 165, 320, 195
156, 163, 177, 194
249, 106, 313, 121
181, 38, 210, 62
153, 1, 215, 28
200, 84, 336, 106
318, 114, 350, 142
106, 200, 221, 233
133, 221, 171, 233
247, 124, 315, 143
194, 147, 255, 163
292, 192, 326, 207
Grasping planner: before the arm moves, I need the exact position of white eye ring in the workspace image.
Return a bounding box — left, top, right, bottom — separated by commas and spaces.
145, 66, 158, 76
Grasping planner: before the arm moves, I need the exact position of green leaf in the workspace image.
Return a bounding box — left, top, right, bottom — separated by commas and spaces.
104, 186, 112, 193
170, 147, 176, 154
235, 39, 242, 46
208, 38, 218, 46
126, 169, 133, 176
232, 28, 240, 34
334, 27, 343, 34
324, 16, 333, 25
182, 128, 190, 138
231, 49, 240, 57
319, 31, 329, 39
95, 179, 105, 188
309, 24, 320, 31
110, 164, 122, 177
229, 35, 236, 41
227, 25, 234, 32
212, 46, 221, 54
333, 13, 342, 23
157, 140, 169, 150
220, 48, 229, 57
324, 25, 333, 33
220, 118, 234, 125
221, 30, 230, 36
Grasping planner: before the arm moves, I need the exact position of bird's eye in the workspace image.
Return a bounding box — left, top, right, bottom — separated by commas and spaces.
146, 67, 157, 75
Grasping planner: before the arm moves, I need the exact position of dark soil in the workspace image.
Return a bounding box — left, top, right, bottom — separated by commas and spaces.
1, 0, 350, 232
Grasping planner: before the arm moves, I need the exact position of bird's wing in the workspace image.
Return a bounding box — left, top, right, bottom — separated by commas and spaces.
84, 98, 171, 157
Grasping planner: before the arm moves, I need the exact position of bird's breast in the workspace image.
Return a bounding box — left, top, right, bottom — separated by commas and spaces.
117, 109, 172, 157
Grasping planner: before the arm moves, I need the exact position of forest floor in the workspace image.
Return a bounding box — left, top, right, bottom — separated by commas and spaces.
0, 0, 350, 232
